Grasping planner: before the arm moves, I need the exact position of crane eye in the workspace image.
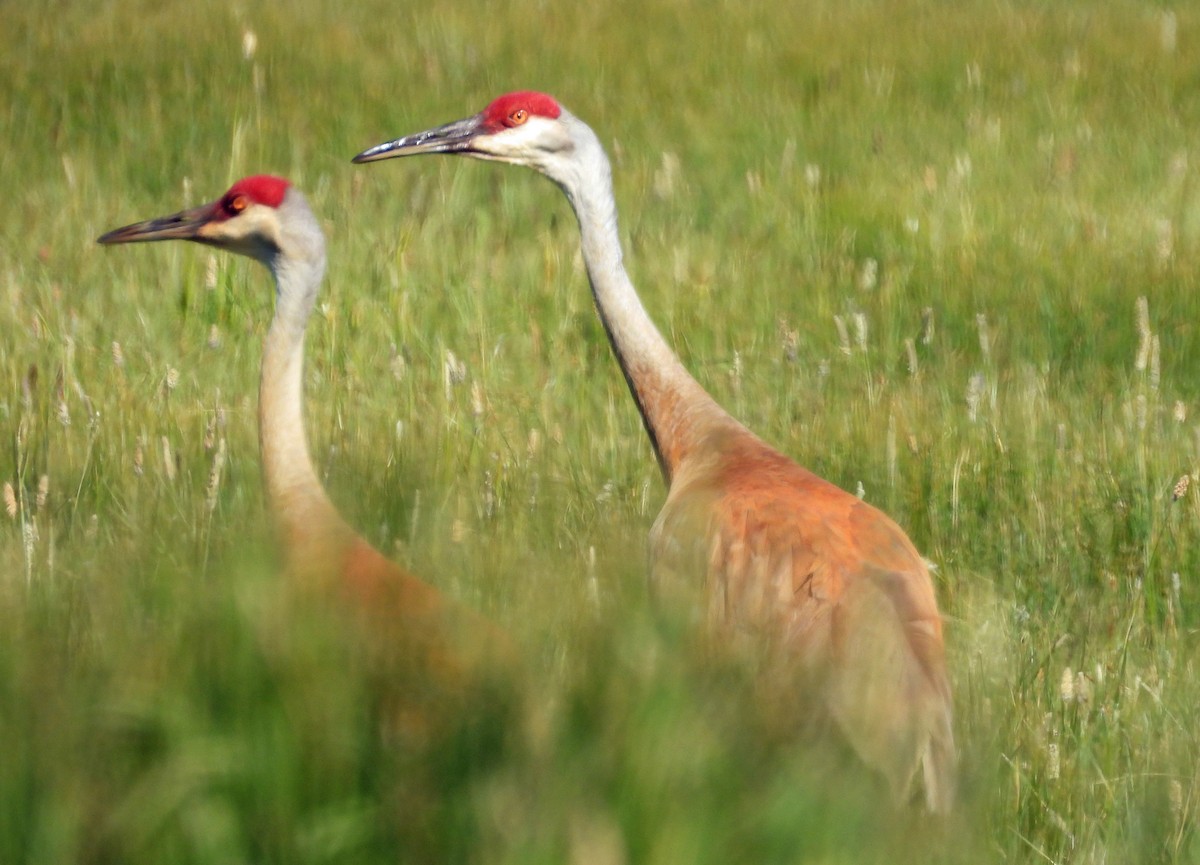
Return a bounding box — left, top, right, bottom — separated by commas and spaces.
226, 194, 249, 215
509, 108, 528, 126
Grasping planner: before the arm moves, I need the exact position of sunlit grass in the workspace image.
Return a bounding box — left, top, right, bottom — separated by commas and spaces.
3, 0, 1200, 862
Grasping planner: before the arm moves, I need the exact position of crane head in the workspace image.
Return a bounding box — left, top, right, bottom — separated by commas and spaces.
352, 92, 575, 172
98, 175, 292, 263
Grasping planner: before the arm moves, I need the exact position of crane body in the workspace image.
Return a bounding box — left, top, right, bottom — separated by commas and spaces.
98, 177, 508, 723
355, 94, 955, 809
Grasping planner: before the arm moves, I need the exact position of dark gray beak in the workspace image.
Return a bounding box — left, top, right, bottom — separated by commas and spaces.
352, 115, 486, 163
98, 201, 218, 245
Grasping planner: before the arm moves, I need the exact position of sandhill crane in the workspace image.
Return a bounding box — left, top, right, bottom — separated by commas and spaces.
98, 176, 509, 722
354, 93, 956, 809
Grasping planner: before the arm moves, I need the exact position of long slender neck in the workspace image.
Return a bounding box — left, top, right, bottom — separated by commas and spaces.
259, 237, 347, 560
557, 127, 741, 484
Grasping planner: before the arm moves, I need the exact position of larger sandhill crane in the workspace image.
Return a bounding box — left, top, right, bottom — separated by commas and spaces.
98, 176, 509, 722
354, 93, 955, 809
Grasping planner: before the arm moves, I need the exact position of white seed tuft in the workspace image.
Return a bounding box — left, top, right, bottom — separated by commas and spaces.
852, 312, 868, 352
833, 315, 851, 357
1060, 667, 1075, 702
858, 258, 878, 291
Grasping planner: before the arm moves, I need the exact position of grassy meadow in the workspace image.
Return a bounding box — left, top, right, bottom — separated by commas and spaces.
3, 0, 1200, 861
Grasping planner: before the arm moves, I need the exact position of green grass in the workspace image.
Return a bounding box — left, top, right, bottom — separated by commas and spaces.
3, 0, 1200, 861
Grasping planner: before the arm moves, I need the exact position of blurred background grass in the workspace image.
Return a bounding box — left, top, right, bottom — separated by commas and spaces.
2, 0, 1200, 861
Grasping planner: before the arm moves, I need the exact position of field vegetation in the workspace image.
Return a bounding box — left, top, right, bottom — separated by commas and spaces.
2, 0, 1199, 861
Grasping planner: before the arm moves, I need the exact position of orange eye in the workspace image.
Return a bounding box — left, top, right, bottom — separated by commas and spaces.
509, 108, 528, 126
226, 194, 249, 214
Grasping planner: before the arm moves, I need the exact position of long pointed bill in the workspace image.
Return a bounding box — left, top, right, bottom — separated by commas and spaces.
352, 115, 486, 163
97, 201, 218, 245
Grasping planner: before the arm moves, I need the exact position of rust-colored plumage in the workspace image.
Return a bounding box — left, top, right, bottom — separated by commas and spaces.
355, 93, 955, 808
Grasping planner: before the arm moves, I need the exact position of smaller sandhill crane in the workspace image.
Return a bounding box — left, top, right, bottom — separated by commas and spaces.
354, 94, 955, 809
98, 176, 510, 724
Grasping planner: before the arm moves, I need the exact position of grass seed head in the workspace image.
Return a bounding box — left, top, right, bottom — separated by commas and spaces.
443, 350, 466, 399
206, 438, 227, 513
204, 255, 218, 290
833, 314, 850, 356
1150, 335, 1161, 390
1135, 297, 1151, 371
858, 258, 877, 291
966, 373, 985, 422
976, 313, 991, 362
161, 436, 176, 482
1060, 667, 1075, 702
3, 482, 16, 519
852, 312, 868, 352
